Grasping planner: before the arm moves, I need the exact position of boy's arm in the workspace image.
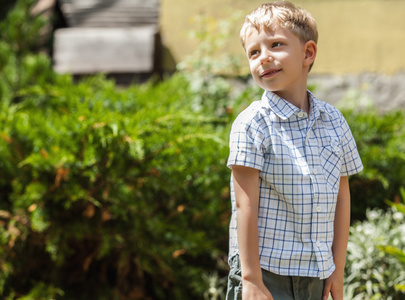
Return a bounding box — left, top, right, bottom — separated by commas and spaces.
322, 176, 350, 300
232, 165, 273, 300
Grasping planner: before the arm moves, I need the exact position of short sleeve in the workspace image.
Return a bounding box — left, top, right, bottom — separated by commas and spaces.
227, 113, 266, 170
340, 116, 363, 176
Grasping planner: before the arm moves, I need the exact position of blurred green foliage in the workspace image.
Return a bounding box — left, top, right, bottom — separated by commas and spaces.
0, 1, 233, 299
343, 108, 405, 221
378, 187, 405, 294
0, 71, 232, 299
345, 207, 405, 299
177, 12, 246, 117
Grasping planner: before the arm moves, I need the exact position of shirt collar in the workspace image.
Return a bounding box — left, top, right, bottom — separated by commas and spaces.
261, 90, 330, 120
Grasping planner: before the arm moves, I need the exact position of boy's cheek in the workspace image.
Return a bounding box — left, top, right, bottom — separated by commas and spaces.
249, 61, 260, 74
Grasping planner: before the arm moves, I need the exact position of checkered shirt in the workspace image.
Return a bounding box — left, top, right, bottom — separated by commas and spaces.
227, 90, 363, 279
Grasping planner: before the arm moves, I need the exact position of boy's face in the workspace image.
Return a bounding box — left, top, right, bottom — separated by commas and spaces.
244, 26, 315, 99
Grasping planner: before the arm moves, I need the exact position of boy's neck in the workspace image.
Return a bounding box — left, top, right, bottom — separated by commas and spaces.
272, 83, 310, 115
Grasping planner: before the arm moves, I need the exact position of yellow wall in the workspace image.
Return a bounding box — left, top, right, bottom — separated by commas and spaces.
160, 0, 405, 75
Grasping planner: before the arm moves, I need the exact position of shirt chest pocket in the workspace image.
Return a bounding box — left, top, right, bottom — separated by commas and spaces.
319, 138, 343, 189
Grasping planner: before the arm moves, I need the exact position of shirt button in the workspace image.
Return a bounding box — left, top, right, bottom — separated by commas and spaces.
313, 169, 318, 175
334, 147, 341, 155
316, 241, 321, 247
316, 206, 322, 212
298, 112, 306, 118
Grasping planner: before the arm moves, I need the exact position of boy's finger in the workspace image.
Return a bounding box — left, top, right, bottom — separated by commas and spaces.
322, 282, 331, 300
330, 288, 343, 300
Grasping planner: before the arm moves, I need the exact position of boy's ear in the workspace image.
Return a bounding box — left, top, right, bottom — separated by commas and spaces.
303, 40, 317, 67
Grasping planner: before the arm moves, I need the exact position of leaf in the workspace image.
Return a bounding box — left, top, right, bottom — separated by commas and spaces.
385, 199, 405, 215
378, 245, 405, 264
395, 284, 405, 292
30, 207, 50, 232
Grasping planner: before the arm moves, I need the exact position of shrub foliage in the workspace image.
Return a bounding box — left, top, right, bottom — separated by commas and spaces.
0, 71, 232, 299
345, 208, 405, 299
0, 4, 231, 297
342, 108, 405, 221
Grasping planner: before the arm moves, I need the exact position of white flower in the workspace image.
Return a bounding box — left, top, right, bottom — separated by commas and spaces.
368, 210, 379, 220
393, 212, 404, 221
364, 227, 374, 236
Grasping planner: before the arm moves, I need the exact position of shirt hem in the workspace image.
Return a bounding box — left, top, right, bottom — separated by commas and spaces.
228, 250, 335, 280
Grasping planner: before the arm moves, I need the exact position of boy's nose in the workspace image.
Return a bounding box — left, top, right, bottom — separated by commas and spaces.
260, 54, 273, 65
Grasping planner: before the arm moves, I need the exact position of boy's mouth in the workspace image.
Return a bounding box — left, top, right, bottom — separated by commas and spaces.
261, 69, 281, 77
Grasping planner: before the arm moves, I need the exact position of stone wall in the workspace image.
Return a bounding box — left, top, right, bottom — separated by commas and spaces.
234, 73, 405, 113
308, 73, 405, 112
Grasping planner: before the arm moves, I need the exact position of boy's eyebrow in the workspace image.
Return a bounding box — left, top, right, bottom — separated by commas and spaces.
266, 31, 290, 40
246, 41, 258, 49
268, 36, 288, 42
247, 34, 289, 48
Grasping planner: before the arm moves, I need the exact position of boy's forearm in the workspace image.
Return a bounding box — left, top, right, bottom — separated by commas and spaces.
232, 166, 262, 282
237, 201, 262, 281
332, 176, 351, 274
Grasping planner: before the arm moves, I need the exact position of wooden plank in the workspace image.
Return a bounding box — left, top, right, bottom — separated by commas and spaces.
59, 0, 159, 9
67, 11, 158, 27
53, 27, 157, 74
59, 0, 160, 27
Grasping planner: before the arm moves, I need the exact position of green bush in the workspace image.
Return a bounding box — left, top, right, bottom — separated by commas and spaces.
342, 108, 405, 221
0, 3, 233, 298
0, 0, 52, 107
0, 7, 234, 293
345, 208, 405, 299
379, 187, 405, 294
0, 71, 232, 299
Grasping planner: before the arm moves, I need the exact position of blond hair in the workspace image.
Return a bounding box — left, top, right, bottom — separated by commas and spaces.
240, 1, 318, 49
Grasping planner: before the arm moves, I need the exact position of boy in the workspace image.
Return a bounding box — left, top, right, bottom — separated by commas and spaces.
226, 2, 363, 300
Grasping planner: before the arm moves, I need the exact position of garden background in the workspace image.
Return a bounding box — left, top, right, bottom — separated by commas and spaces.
0, 0, 405, 299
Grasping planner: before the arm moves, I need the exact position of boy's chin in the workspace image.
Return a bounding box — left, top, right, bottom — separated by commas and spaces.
257, 84, 277, 93
254, 80, 279, 92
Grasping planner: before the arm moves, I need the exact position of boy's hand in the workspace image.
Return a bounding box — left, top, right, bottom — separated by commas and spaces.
242, 279, 273, 300
322, 270, 343, 300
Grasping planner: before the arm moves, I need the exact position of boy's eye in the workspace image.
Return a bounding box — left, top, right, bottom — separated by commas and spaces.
249, 49, 260, 57
272, 42, 283, 48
